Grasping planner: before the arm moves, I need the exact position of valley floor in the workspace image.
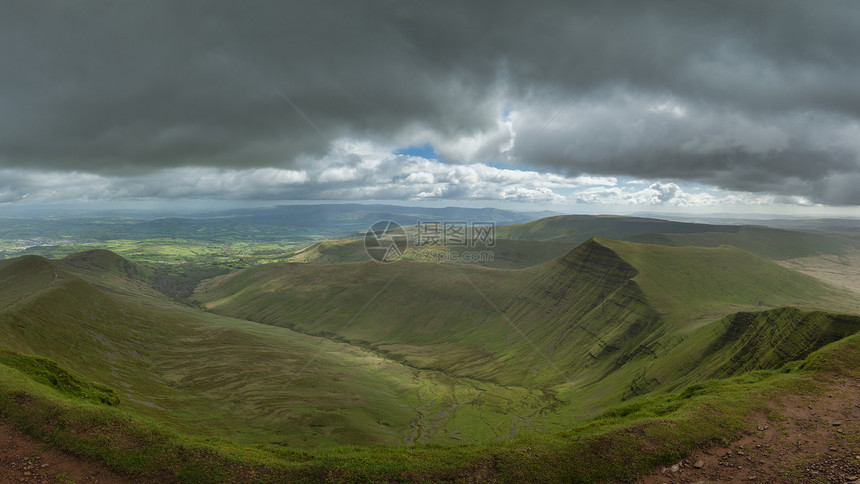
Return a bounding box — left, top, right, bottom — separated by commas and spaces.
636, 376, 860, 484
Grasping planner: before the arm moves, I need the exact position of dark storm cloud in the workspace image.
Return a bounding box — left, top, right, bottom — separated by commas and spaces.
1, 1, 859, 204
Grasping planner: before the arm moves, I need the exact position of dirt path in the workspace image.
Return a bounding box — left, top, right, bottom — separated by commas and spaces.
0, 419, 134, 484
636, 376, 860, 484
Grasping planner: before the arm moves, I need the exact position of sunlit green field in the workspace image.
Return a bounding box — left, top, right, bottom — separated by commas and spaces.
1, 238, 299, 267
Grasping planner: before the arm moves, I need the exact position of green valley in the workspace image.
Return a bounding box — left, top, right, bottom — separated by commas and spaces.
1, 211, 860, 482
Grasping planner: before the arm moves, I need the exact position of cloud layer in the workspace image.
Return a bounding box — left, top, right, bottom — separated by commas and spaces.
2, 1, 859, 205
0, 143, 774, 209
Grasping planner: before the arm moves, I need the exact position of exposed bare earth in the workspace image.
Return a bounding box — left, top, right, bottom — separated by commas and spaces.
0, 420, 133, 484
636, 376, 860, 484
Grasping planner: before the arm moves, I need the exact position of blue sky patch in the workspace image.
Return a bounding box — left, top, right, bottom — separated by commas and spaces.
395, 144, 438, 160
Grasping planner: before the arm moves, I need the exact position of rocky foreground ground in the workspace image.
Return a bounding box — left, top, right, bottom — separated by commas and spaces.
1, 420, 132, 483
637, 376, 860, 484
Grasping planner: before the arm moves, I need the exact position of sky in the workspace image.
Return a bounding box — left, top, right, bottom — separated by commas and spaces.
2, 1, 860, 216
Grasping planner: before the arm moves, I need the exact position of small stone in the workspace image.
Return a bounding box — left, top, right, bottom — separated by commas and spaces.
694, 460, 705, 469
833, 421, 843, 426
23, 471, 31, 477
845, 476, 857, 481
757, 425, 769, 431
670, 463, 680, 472
737, 450, 745, 456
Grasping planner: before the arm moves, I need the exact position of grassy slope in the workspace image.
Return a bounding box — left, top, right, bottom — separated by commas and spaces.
194, 239, 860, 421
627, 225, 859, 260
0, 252, 544, 448
493, 214, 740, 244
283, 214, 847, 269
2, 319, 858, 482
285, 237, 574, 269
598, 238, 859, 326
493, 215, 860, 265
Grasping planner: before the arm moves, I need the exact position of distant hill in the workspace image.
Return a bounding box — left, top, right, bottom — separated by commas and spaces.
732, 217, 860, 233
115, 204, 555, 242
493, 214, 740, 244
284, 237, 574, 269
627, 225, 859, 260
489, 214, 860, 263
0, 203, 554, 247
204, 203, 556, 225
287, 214, 860, 271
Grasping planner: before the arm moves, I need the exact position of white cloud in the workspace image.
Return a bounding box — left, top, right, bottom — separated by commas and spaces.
404, 172, 435, 184
574, 181, 773, 207
572, 176, 617, 186
0, 136, 830, 209
0, 167, 308, 203
0, 142, 585, 204
317, 166, 359, 183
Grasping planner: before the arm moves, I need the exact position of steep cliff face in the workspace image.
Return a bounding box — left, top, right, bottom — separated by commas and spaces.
703, 307, 860, 377
486, 239, 662, 385
194, 237, 860, 409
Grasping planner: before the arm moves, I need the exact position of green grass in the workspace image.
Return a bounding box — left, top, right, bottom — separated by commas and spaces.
598, 237, 860, 327
491, 215, 860, 262
493, 214, 740, 244
4, 234, 572, 303
0, 349, 119, 405
286, 237, 573, 269
1, 254, 560, 448
2, 237, 860, 481
2, 328, 858, 482
5, 237, 298, 272
194, 238, 860, 419
627, 226, 859, 260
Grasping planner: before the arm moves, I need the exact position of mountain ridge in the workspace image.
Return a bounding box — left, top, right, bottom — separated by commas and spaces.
193, 237, 860, 415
